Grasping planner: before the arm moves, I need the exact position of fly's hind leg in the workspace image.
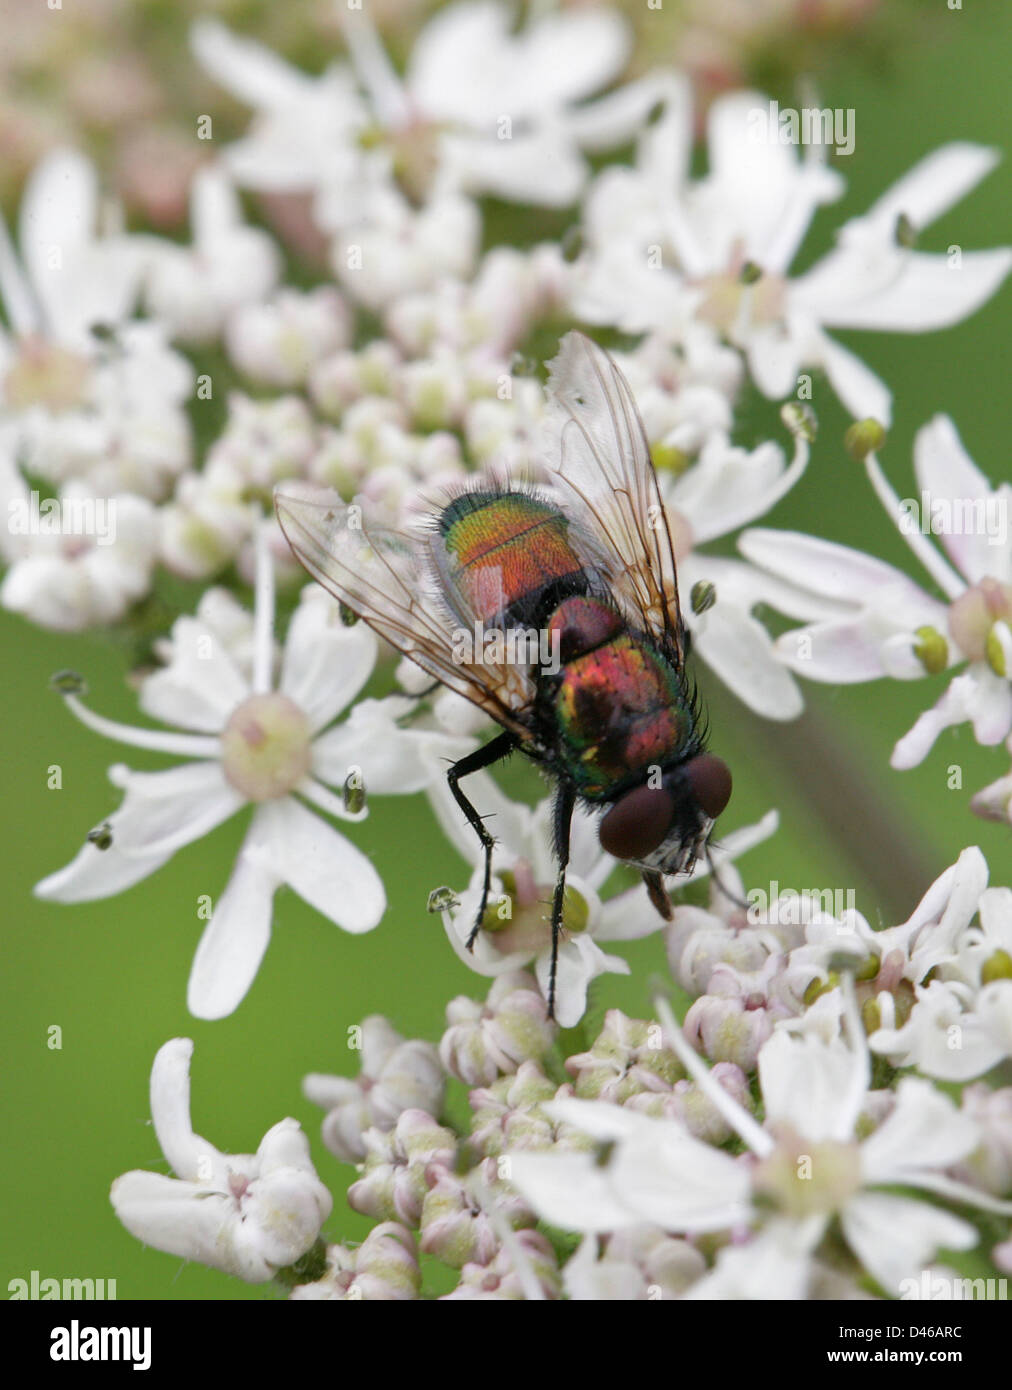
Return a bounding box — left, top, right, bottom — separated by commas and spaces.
445, 732, 516, 950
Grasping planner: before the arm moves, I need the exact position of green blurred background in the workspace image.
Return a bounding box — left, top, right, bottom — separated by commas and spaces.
2, 2, 1010, 1299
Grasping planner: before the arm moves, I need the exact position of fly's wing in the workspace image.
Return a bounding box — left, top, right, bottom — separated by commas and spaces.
542, 332, 686, 661
275, 482, 535, 736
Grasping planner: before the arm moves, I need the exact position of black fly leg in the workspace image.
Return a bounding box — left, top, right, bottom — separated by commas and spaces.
547, 782, 577, 1022
445, 732, 516, 950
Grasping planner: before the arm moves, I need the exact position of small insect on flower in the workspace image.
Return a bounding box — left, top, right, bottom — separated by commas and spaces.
275, 333, 732, 1017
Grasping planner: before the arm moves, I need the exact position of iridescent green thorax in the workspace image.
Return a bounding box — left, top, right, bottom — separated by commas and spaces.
550, 604, 693, 799
439, 491, 583, 622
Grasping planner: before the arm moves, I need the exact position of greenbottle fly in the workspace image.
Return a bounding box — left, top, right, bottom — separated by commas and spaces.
275, 333, 732, 1018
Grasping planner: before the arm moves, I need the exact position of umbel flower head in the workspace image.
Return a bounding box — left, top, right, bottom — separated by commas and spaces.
35, 523, 468, 1017
568, 85, 1011, 425
508, 982, 1012, 1296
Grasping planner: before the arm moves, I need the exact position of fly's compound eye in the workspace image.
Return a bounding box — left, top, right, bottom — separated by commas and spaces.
684, 753, 732, 821
598, 784, 675, 862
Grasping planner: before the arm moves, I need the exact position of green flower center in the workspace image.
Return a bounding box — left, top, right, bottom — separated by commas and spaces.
220, 693, 312, 801
4, 336, 92, 411
753, 1128, 863, 1219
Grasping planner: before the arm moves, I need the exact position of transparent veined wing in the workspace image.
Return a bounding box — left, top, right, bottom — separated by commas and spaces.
274, 481, 536, 736
542, 332, 686, 660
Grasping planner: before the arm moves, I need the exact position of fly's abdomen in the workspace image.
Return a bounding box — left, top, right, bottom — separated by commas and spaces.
438, 491, 585, 626
553, 629, 691, 799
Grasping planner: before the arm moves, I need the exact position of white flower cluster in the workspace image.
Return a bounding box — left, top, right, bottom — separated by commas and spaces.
111, 851, 1012, 1298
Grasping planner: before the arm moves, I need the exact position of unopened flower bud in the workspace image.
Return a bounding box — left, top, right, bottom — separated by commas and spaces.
566, 1009, 684, 1102
440, 972, 555, 1086
305, 1017, 445, 1162
441, 1229, 561, 1299
420, 1159, 533, 1269
348, 1110, 459, 1225
290, 1224, 420, 1300
683, 995, 774, 1070
844, 418, 886, 461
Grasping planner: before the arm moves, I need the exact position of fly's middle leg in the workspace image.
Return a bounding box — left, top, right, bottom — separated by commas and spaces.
547, 782, 577, 1021
444, 732, 515, 950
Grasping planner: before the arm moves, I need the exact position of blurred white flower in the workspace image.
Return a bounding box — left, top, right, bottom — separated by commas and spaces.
111, 1038, 332, 1282
0, 148, 193, 501
194, 4, 658, 210
225, 286, 351, 387
35, 529, 468, 1017
1, 480, 158, 631
141, 165, 281, 344
741, 416, 1012, 766
569, 84, 1011, 423
159, 393, 320, 581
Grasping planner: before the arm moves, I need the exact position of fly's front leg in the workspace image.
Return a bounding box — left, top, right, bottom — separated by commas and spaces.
445, 732, 516, 950
547, 782, 577, 1022
703, 838, 750, 910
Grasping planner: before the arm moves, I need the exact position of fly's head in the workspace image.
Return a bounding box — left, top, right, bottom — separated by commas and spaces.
597, 753, 732, 877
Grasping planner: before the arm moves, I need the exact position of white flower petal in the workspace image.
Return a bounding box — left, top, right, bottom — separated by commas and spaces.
187, 828, 280, 1019
913, 417, 1001, 591
684, 1217, 825, 1300
758, 1029, 866, 1142
104, 761, 244, 857
740, 528, 938, 609
817, 333, 894, 426
279, 600, 377, 734
34, 838, 174, 903
506, 1152, 646, 1234
807, 249, 1012, 333
841, 1191, 976, 1295
859, 1077, 979, 1184
859, 142, 1003, 234
892, 670, 1010, 769
311, 701, 471, 794
607, 1127, 753, 1232
149, 1038, 224, 1179
439, 130, 588, 207
139, 616, 251, 731
111, 1172, 277, 1280
537, 935, 630, 1029
426, 766, 533, 867
190, 18, 312, 110
692, 602, 803, 719
408, 2, 628, 124
744, 323, 803, 401
595, 882, 672, 942
249, 796, 384, 934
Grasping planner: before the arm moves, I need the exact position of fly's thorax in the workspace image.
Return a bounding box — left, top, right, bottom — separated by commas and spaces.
436, 488, 586, 627
547, 618, 696, 800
